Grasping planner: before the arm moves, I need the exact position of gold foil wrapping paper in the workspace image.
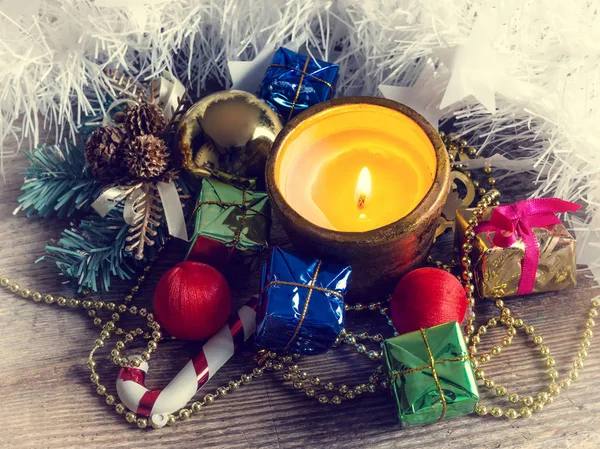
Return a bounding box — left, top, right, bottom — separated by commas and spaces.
455, 207, 577, 299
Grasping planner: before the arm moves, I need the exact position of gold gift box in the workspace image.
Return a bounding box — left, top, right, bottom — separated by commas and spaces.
455, 207, 577, 299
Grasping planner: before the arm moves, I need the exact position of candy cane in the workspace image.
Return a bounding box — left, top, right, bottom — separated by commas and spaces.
116, 298, 258, 428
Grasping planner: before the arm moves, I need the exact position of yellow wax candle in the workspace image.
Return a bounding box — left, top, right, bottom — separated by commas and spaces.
276, 103, 437, 232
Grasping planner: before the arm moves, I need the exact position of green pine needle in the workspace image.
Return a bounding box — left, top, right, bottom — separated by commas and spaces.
17, 143, 103, 218
40, 176, 191, 292
42, 207, 135, 292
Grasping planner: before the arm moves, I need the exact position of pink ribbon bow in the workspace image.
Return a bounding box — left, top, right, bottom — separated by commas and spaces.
474, 198, 580, 295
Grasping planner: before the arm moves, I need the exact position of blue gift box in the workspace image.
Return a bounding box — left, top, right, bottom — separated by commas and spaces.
255, 247, 351, 355
258, 47, 339, 122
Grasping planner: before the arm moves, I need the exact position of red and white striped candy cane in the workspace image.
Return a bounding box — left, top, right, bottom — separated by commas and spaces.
116, 297, 258, 428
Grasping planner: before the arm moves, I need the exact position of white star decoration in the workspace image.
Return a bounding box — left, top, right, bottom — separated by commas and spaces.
95, 0, 166, 32
378, 59, 451, 130
434, 9, 537, 113
228, 43, 278, 93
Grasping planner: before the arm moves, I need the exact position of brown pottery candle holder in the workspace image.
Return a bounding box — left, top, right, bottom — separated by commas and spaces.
265, 97, 451, 296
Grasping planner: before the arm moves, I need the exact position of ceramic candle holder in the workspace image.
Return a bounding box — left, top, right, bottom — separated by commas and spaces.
265, 97, 450, 296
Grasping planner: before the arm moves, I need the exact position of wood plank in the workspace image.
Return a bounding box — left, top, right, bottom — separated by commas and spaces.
0, 142, 599, 449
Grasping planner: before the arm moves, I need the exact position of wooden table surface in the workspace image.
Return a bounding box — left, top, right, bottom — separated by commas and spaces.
1, 144, 599, 449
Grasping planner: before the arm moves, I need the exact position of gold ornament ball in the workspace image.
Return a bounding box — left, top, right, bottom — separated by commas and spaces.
192, 402, 203, 413
520, 407, 532, 418
176, 90, 282, 188
137, 418, 148, 429
560, 379, 572, 389
490, 407, 503, 418
496, 386, 508, 396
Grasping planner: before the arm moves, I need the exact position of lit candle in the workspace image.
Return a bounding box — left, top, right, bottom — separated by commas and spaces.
276, 102, 437, 232
355, 166, 371, 217
266, 97, 450, 296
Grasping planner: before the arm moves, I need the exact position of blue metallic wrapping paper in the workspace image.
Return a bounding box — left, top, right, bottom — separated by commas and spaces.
258, 47, 339, 122
255, 247, 351, 355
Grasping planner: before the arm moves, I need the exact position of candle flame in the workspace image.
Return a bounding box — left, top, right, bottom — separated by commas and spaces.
355, 166, 372, 210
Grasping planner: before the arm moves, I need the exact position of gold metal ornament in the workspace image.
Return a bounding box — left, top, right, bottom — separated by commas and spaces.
175, 90, 282, 188
434, 134, 492, 241
435, 171, 476, 240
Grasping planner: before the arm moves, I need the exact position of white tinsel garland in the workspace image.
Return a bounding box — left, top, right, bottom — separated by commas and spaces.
1, 0, 599, 277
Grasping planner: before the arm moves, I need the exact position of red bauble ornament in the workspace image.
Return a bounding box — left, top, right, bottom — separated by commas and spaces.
186, 236, 230, 271
390, 267, 467, 335
153, 261, 232, 341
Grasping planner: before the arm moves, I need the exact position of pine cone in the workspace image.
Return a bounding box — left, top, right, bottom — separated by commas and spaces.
85, 126, 126, 180
123, 103, 168, 137
123, 135, 170, 179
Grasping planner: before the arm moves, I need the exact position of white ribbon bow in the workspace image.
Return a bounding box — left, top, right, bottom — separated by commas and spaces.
91, 181, 188, 242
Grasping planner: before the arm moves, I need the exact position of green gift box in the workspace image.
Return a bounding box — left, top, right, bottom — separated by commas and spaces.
382, 321, 479, 427
186, 178, 271, 267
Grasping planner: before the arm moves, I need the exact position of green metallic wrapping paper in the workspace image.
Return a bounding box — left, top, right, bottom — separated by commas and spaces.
186, 178, 271, 261
382, 321, 479, 427
455, 208, 577, 299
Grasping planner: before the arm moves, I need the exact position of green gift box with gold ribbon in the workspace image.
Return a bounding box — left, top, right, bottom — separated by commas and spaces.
186, 178, 271, 268
382, 321, 479, 427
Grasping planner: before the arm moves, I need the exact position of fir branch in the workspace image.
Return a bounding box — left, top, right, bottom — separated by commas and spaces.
17, 144, 103, 218
42, 173, 191, 293
43, 207, 135, 292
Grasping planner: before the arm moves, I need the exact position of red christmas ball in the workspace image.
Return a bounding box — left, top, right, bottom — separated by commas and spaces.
186, 236, 230, 271
153, 261, 232, 341
390, 267, 468, 335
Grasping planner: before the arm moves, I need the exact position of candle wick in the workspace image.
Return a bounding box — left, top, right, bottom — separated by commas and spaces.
357, 195, 366, 210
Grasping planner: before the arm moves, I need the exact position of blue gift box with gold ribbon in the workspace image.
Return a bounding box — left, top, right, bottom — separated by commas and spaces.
258, 47, 339, 122
255, 247, 351, 355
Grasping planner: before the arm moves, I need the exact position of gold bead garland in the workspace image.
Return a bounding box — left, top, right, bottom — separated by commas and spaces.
440, 131, 499, 197
454, 189, 597, 419
254, 301, 397, 406
427, 134, 595, 420
1, 133, 597, 427
428, 131, 498, 273
0, 245, 398, 428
